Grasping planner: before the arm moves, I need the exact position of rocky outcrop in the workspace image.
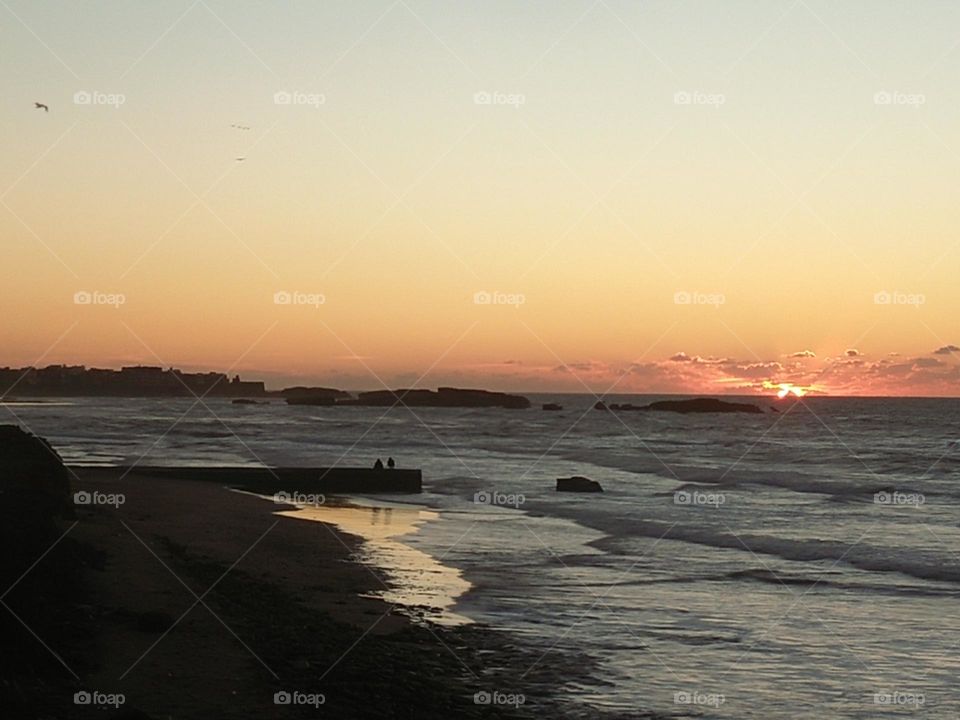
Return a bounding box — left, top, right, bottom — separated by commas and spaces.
643, 398, 763, 414
343, 387, 530, 409
0, 425, 72, 518
556, 476, 603, 492
0, 425, 71, 539
542, 403, 563, 411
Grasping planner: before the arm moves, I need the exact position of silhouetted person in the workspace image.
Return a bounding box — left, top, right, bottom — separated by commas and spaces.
387, 457, 395, 469
373, 458, 384, 470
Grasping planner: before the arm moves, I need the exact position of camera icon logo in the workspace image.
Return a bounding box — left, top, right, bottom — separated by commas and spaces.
274, 91, 292, 105
273, 291, 292, 305
673, 291, 691, 305
473, 291, 492, 305
473, 491, 491, 504
874, 290, 891, 305
73, 91, 92, 105
73, 491, 92, 505
473, 91, 492, 105
274, 690, 292, 705
74, 291, 92, 305
673, 490, 691, 505
73, 691, 92, 705
473, 691, 492, 705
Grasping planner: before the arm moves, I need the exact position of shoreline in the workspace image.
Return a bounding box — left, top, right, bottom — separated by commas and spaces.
4, 465, 645, 718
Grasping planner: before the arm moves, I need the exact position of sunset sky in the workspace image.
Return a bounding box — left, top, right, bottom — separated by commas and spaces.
2, 1, 959, 395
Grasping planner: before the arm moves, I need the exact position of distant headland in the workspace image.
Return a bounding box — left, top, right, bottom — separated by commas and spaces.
0, 365, 531, 408
0, 365, 269, 398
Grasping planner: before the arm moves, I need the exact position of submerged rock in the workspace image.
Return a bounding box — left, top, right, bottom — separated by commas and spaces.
542, 403, 563, 411
556, 476, 603, 492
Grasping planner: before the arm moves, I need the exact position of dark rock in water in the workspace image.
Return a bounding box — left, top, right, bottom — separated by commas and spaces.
557, 476, 603, 492
542, 403, 563, 411
643, 398, 763, 414
593, 401, 610, 411
232, 398, 263, 405
343, 387, 530, 409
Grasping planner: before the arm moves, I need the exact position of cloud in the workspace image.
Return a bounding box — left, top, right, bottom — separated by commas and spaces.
788, 350, 816, 358
934, 345, 960, 355
668, 352, 729, 365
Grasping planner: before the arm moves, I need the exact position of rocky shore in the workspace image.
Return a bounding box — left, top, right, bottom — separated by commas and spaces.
0, 426, 653, 719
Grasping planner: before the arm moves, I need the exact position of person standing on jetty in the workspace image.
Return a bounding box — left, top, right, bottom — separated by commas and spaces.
387, 457, 395, 469
373, 458, 384, 469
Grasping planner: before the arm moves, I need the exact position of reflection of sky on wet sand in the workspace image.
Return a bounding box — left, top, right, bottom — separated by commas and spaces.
277, 500, 472, 626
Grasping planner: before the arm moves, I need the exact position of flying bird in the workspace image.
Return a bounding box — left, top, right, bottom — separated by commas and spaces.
235, 157, 246, 162
34, 102, 49, 112
230, 124, 251, 130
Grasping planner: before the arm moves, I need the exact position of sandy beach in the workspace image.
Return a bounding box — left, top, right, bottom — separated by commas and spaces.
2, 463, 637, 719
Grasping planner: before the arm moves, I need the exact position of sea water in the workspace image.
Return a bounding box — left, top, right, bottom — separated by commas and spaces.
6, 395, 959, 718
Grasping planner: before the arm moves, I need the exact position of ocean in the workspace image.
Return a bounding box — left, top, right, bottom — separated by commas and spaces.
5, 394, 959, 718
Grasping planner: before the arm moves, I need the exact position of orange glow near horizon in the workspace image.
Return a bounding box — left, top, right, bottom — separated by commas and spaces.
2, 3, 959, 397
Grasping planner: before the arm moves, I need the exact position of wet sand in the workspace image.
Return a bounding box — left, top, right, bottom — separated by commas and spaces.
4, 467, 638, 719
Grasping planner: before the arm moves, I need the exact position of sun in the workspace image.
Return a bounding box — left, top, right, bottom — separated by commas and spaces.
776, 383, 807, 399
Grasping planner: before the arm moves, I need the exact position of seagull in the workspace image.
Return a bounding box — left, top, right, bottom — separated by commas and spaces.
34, 102, 49, 112
230, 124, 250, 130
235, 157, 246, 162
